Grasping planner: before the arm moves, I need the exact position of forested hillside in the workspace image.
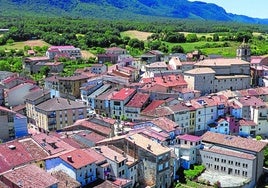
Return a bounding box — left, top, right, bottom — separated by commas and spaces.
1, 0, 268, 24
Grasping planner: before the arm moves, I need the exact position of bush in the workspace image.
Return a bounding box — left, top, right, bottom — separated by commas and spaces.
184, 165, 205, 180
256, 135, 262, 141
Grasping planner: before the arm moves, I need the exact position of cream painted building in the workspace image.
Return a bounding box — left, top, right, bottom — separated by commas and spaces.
200, 132, 267, 188
184, 67, 215, 95
34, 97, 87, 132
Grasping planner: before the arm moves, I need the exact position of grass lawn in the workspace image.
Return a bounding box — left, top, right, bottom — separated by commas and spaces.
164, 41, 240, 57
121, 30, 153, 41
0, 40, 50, 50
175, 180, 213, 188
180, 32, 215, 38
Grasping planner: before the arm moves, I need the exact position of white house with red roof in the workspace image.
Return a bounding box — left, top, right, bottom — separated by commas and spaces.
110, 88, 136, 119
45, 149, 97, 186
238, 119, 257, 138
208, 117, 230, 135
124, 92, 150, 121
46, 45, 81, 60
173, 134, 202, 169
191, 96, 218, 135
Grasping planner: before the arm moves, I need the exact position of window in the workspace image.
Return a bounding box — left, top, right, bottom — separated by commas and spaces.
158, 164, 163, 171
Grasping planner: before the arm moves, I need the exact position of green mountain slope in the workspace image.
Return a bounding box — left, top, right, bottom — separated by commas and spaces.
1, 0, 268, 24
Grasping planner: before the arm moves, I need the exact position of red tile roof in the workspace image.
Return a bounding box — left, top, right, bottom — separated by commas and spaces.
125, 93, 149, 108
0, 140, 34, 173
238, 119, 257, 127
177, 134, 201, 142
69, 119, 112, 137
238, 96, 266, 107
58, 74, 88, 81
60, 149, 96, 169
141, 75, 187, 88
85, 148, 106, 164
2, 164, 59, 187
202, 131, 267, 153
94, 145, 126, 163
142, 100, 165, 113
110, 88, 136, 101
32, 133, 75, 156
151, 117, 178, 132
204, 146, 255, 160
77, 131, 106, 143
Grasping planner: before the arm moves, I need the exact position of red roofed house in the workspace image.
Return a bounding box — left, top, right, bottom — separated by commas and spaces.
208, 117, 230, 135
45, 149, 97, 186
200, 131, 267, 187
0, 164, 59, 188
124, 92, 150, 121
174, 134, 202, 169
110, 88, 136, 119
238, 119, 258, 138
46, 45, 81, 60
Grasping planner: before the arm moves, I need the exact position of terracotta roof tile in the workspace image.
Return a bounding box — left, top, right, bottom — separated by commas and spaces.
126, 133, 170, 156
110, 88, 136, 101
177, 134, 201, 142
2, 164, 59, 187
202, 131, 267, 153
125, 93, 149, 108
151, 117, 178, 132
60, 149, 97, 169
204, 145, 255, 160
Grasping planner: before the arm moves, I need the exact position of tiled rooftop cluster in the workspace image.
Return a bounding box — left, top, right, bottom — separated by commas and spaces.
0, 43, 268, 187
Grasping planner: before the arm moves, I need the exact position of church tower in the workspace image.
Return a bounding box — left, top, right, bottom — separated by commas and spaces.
236, 39, 251, 62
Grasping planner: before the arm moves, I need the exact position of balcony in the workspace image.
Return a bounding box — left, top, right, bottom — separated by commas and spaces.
258, 116, 267, 120
48, 120, 57, 126
125, 110, 138, 114
48, 112, 56, 118
114, 106, 121, 110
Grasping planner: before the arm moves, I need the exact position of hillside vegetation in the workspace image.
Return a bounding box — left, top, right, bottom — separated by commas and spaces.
1, 0, 268, 24
1, 17, 268, 58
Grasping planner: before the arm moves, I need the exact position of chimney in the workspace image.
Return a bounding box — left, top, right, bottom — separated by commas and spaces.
147, 144, 151, 150
114, 156, 118, 161
67, 156, 73, 162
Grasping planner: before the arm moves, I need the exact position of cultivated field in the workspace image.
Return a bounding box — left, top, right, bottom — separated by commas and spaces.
121, 30, 153, 41
0, 40, 50, 50
81, 50, 96, 59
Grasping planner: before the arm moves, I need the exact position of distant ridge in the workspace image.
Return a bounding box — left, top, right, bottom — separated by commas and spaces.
1, 0, 268, 24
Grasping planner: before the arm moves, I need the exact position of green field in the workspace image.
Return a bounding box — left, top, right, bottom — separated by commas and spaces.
0, 40, 50, 51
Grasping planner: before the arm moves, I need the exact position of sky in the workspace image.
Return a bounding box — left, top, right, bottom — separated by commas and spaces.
188, 0, 267, 19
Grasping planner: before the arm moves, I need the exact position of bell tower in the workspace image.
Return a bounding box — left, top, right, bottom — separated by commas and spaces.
236, 39, 251, 62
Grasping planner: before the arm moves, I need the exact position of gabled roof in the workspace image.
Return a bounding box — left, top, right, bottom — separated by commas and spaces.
126, 133, 170, 156
184, 67, 215, 75
202, 131, 267, 153
177, 134, 201, 142
60, 149, 97, 169
2, 164, 59, 187
238, 119, 257, 127
35, 97, 86, 111
195, 58, 249, 66
142, 100, 165, 113
24, 89, 50, 101
58, 74, 88, 81
0, 140, 36, 173
110, 88, 136, 101
125, 93, 149, 108
151, 117, 178, 132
